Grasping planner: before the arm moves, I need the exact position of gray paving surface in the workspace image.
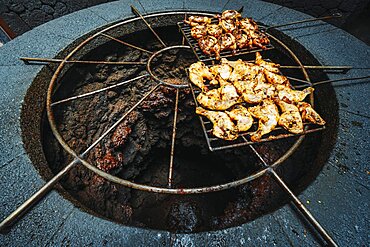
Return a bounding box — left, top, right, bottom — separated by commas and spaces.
0, 0, 369, 246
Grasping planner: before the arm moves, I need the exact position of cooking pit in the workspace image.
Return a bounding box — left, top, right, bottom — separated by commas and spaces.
19, 13, 339, 234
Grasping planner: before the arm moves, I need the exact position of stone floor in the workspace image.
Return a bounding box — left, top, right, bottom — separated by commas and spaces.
0, 0, 369, 45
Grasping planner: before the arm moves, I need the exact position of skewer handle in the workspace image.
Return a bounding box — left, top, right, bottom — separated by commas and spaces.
265, 12, 342, 30
0, 161, 76, 233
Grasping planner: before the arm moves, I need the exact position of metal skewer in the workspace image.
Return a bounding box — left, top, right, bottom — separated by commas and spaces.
20, 57, 146, 65
99, 33, 153, 55
248, 144, 338, 247
168, 89, 179, 188
265, 12, 342, 30
131, 5, 167, 48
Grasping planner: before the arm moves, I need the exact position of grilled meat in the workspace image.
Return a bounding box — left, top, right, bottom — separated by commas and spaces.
226, 105, 254, 132
276, 85, 314, 102
221, 10, 242, 20
184, 10, 271, 59
276, 100, 304, 134
198, 35, 221, 60
197, 83, 241, 110
191, 25, 207, 39
189, 61, 214, 91
248, 99, 280, 141
297, 102, 326, 125
188, 53, 325, 142
185, 16, 212, 26
209, 63, 233, 81
207, 24, 223, 37
196, 107, 238, 140
219, 33, 237, 51
255, 52, 280, 73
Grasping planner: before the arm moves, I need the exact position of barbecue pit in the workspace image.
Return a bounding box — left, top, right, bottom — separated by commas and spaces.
0, 0, 368, 246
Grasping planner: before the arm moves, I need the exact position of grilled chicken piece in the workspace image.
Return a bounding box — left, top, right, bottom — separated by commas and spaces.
209, 63, 233, 81
229, 61, 260, 82
236, 33, 253, 49
253, 72, 276, 100
276, 100, 304, 134
233, 79, 261, 103
207, 24, 223, 37
297, 102, 326, 125
264, 70, 289, 85
196, 107, 238, 140
198, 36, 221, 59
220, 19, 237, 33
221, 10, 242, 20
276, 85, 314, 103
255, 52, 280, 73
191, 25, 207, 39
238, 18, 258, 31
197, 83, 241, 110
189, 61, 213, 91
226, 105, 254, 132
185, 16, 212, 26
248, 99, 279, 141
220, 33, 237, 51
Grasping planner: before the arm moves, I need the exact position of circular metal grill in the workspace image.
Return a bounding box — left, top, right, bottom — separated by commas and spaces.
45, 11, 313, 194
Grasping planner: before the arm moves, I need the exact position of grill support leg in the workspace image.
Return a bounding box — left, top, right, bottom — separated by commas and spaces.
249, 145, 338, 247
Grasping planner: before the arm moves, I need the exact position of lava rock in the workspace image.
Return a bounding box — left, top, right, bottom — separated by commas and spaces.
41, 0, 56, 6
8, 3, 25, 14
41, 4, 54, 15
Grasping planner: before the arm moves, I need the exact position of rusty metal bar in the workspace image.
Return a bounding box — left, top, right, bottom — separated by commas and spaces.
281, 65, 352, 71
51, 74, 150, 106
168, 89, 180, 188
294, 75, 370, 89
248, 145, 338, 247
131, 5, 167, 47
0, 160, 77, 233
99, 33, 153, 54
20, 57, 145, 65
265, 12, 342, 30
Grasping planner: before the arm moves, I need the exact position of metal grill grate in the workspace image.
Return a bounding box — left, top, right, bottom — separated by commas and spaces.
177, 20, 274, 62
189, 71, 325, 152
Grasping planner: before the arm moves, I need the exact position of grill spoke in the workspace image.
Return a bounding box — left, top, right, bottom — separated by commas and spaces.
131, 5, 167, 48
51, 74, 150, 106
248, 145, 338, 247
167, 88, 180, 188
20, 57, 146, 65
99, 33, 153, 55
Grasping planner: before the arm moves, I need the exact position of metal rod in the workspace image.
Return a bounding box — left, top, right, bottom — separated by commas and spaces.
248, 145, 338, 247
281, 65, 352, 70
168, 89, 179, 188
51, 74, 150, 106
20, 57, 146, 65
182, 13, 187, 46
0, 160, 77, 232
265, 12, 342, 30
130, 5, 167, 47
100, 33, 153, 54
294, 75, 370, 89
